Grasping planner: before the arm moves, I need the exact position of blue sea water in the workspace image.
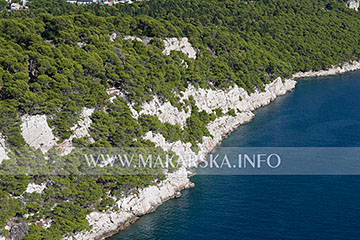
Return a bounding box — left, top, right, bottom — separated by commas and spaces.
112, 72, 360, 240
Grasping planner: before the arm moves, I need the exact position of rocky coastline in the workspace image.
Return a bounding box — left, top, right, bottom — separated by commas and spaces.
62, 61, 360, 240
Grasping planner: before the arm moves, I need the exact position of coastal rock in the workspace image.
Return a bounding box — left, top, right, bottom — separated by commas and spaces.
196, 78, 295, 155
292, 61, 360, 79
63, 167, 192, 240
199, 111, 255, 154
0, 134, 9, 164
63, 77, 297, 240
21, 115, 58, 153
346, 0, 360, 10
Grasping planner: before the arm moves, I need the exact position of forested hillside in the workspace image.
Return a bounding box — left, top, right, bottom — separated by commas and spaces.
0, 0, 360, 239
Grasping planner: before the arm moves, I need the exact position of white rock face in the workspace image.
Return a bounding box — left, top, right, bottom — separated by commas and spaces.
346, 0, 360, 11
59, 108, 95, 155
0, 135, 9, 164
123, 35, 153, 45
63, 167, 192, 240
140, 96, 190, 127
72, 108, 95, 139
77, 42, 86, 48
110, 32, 117, 42
25, 183, 47, 194
163, 37, 197, 59
21, 115, 58, 153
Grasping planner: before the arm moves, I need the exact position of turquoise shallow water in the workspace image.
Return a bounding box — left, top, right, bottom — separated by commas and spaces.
112, 72, 360, 240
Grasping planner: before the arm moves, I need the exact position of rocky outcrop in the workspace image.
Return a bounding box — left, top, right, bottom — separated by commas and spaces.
77, 42, 87, 48
35, 218, 52, 230
163, 37, 197, 59
21, 109, 95, 155
140, 96, 190, 127
346, 0, 360, 11
25, 183, 47, 194
72, 108, 95, 139
63, 167, 193, 240
123, 35, 153, 45
9, 221, 29, 240
123, 36, 197, 59
0, 134, 9, 164
21, 115, 58, 153
110, 33, 117, 42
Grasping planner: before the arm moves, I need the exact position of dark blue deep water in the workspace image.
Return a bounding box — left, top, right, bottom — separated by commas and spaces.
113, 72, 360, 240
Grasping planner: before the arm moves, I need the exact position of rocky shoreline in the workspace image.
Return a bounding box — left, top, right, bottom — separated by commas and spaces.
63, 167, 194, 240
63, 61, 360, 240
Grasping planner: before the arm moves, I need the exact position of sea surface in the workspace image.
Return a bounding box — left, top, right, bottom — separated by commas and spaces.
112, 71, 360, 240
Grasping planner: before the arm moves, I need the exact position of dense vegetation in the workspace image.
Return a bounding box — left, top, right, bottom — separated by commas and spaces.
0, 0, 360, 238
